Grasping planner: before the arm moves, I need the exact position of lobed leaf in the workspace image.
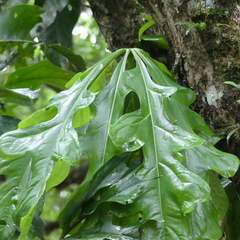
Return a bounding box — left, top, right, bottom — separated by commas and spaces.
60, 49, 239, 239
0, 47, 239, 239
60, 49, 132, 235
0, 49, 126, 238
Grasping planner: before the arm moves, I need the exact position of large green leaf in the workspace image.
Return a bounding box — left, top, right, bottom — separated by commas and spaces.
0, 49, 125, 238
137, 48, 238, 238
60, 50, 135, 235
0, 5, 44, 41
0, 48, 239, 239
60, 49, 239, 239
5, 60, 76, 90
60, 153, 142, 239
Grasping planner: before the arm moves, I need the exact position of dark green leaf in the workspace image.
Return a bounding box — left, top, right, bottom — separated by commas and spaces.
0, 47, 239, 239
61, 153, 142, 238
36, 0, 68, 28
49, 44, 86, 72
5, 60, 76, 90
0, 5, 45, 41
0, 85, 40, 105
41, 0, 80, 48
60, 49, 131, 235
225, 182, 240, 240
0, 116, 20, 136
139, 35, 168, 50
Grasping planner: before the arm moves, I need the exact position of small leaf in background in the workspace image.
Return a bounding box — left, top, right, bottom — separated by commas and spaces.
136, 35, 168, 51
39, 0, 79, 48
40, 0, 80, 69
49, 44, 86, 72
0, 5, 45, 41
175, 21, 206, 35
227, 127, 240, 145
145, 15, 153, 21
224, 81, 240, 89
34, 0, 68, 28
217, 23, 234, 29
0, 85, 40, 105
138, 15, 155, 41
5, 60, 76, 90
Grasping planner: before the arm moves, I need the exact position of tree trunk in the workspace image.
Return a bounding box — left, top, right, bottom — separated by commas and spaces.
89, 0, 240, 191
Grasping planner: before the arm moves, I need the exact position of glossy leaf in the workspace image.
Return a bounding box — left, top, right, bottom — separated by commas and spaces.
61, 154, 142, 236
138, 21, 155, 41
46, 160, 70, 192
0, 47, 239, 239
60, 49, 239, 239
60, 49, 132, 235
5, 60, 76, 90
0, 49, 125, 238
0, 5, 44, 41
0, 85, 40, 105
138, 35, 168, 50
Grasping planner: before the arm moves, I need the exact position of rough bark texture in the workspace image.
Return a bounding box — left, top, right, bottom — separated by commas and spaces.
89, 0, 240, 186
140, 0, 240, 141
88, 0, 146, 51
